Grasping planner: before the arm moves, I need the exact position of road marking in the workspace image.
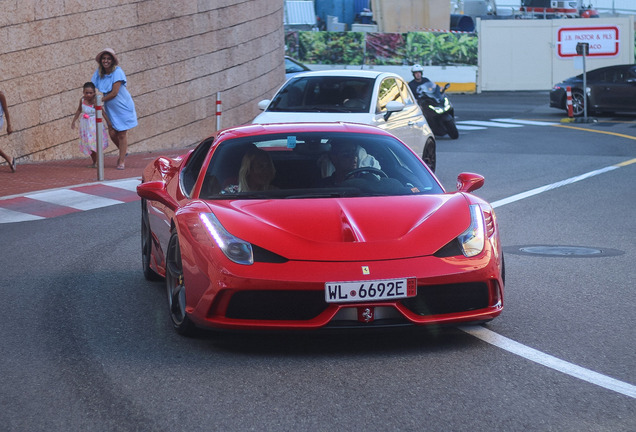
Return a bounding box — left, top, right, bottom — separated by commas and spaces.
459, 326, 636, 399
492, 118, 557, 126
457, 120, 523, 128
553, 124, 636, 141
0, 207, 44, 223
476, 156, 636, 399
456, 124, 487, 131
25, 189, 123, 211
490, 164, 621, 208
0, 178, 142, 224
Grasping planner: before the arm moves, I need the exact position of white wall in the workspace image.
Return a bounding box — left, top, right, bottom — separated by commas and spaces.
478, 16, 634, 91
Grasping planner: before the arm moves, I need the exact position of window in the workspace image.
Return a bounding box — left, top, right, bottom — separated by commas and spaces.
397, 79, 414, 105
376, 78, 403, 113
180, 138, 213, 196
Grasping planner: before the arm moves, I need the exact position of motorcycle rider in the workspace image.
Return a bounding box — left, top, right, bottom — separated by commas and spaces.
408, 64, 431, 101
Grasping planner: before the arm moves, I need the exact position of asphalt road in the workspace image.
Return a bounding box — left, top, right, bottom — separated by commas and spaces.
2, 92, 635, 431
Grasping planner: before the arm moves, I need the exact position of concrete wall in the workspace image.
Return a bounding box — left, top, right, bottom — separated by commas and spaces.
478, 16, 635, 91
0, 0, 286, 163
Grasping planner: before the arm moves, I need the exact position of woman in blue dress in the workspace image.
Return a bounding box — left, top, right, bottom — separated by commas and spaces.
92, 48, 138, 170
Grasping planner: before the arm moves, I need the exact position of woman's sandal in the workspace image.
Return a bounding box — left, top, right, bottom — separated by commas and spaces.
10, 158, 16, 173
116, 163, 125, 170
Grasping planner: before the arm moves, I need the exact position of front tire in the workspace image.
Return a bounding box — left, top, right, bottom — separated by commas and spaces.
165, 232, 196, 336
422, 138, 436, 172
444, 116, 459, 139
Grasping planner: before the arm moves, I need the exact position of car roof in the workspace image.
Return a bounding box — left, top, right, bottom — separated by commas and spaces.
288, 69, 399, 80
215, 122, 394, 141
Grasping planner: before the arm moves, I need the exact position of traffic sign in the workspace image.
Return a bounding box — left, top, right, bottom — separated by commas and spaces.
557, 26, 619, 57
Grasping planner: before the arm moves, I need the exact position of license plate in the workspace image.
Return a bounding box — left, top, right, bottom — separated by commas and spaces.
325, 277, 417, 303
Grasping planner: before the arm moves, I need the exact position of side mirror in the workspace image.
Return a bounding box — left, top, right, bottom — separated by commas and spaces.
456, 172, 484, 193
137, 181, 178, 210
443, 83, 451, 93
258, 100, 271, 110
383, 101, 405, 121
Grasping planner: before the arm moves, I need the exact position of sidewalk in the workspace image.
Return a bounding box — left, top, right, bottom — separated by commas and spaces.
0, 148, 190, 198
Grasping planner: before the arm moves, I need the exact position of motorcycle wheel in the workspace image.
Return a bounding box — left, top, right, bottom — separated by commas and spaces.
444, 116, 459, 139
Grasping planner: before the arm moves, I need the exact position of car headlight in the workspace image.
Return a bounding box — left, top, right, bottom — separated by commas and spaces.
200, 213, 253, 265
458, 205, 485, 257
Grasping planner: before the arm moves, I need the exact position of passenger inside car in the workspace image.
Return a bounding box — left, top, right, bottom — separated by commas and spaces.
223, 146, 278, 193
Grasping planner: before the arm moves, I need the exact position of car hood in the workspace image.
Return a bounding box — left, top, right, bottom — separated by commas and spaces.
253, 111, 373, 125
205, 194, 471, 261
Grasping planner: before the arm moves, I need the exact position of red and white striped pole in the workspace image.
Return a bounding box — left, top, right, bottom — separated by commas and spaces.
566, 86, 573, 118
216, 92, 222, 131
96, 93, 104, 181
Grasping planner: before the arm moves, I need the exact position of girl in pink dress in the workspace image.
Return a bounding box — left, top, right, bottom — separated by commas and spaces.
71, 82, 109, 167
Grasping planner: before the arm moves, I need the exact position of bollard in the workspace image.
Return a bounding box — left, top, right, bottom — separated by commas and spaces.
96, 93, 104, 181
566, 86, 573, 118
216, 92, 222, 131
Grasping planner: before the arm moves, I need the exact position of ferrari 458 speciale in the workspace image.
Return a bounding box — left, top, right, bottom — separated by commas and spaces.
137, 122, 504, 335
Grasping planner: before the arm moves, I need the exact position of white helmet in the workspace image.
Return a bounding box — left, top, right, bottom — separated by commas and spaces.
411, 64, 424, 73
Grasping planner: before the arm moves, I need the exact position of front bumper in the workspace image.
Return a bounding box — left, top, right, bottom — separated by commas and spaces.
183, 252, 504, 331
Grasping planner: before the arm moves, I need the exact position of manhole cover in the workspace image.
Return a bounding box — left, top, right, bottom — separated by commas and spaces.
504, 245, 624, 258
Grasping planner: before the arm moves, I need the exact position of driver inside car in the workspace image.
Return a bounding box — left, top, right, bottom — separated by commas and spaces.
318, 141, 381, 186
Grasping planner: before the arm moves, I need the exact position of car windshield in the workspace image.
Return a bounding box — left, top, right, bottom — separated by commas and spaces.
199, 132, 443, 199
267, 76, 375, 113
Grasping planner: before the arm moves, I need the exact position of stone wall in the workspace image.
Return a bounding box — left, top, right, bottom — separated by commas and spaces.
0, 0, 285, 163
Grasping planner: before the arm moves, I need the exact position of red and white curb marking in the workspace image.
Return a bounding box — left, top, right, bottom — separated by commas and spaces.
0, 178, 141, 224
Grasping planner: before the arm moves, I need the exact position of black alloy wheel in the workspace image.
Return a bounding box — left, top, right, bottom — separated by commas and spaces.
570, 89, 585, 116
165, 232, 196, 336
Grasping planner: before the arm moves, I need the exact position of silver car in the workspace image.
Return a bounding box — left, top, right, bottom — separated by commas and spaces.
253, 70, 437, 171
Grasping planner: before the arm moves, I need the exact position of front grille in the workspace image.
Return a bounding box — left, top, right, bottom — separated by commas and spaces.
225, 290, 327, 320
401, 282, 490, 316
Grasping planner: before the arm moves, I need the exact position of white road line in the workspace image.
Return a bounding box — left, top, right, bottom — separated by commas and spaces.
460, 326, 636, 399
492, 118, 558, 126
456, 124, 487, 131
457, 120, 523, 128
474, 159, 636, 399
25, 189, 123, 211
490, 165, 619, 208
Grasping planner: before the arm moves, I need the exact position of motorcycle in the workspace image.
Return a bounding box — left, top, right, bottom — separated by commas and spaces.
416, 82, 459, 139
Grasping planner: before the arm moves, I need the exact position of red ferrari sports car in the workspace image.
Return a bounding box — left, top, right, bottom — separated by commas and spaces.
137, 122, 504, 335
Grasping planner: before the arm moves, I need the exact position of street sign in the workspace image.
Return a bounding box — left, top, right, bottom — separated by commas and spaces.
575, 42, 589, 56
557, 26, 619, 58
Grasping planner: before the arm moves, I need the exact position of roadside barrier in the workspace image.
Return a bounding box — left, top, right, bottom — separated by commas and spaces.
566, 86, 573, 118
216, 92, 222, 131
96, 94, 104, 181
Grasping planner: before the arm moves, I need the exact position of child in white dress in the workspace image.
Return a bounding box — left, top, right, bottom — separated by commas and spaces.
71, 82, 109, 167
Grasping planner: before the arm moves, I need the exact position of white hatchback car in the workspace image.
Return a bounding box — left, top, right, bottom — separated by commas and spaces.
253, 70, 437, 171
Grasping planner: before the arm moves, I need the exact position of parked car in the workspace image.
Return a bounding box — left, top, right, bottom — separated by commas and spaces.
137, 122, 504, 336
285, 56, 310, 80
550, 64, 636, 116
253, 70, 437, 171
